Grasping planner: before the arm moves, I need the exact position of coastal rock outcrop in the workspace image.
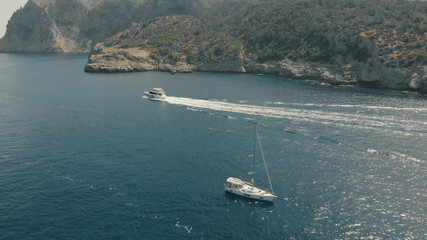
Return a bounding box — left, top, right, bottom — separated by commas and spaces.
243, 59, 353, 84
84, 45, 194, 73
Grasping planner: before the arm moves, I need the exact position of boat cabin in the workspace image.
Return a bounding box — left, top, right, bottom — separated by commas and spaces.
226, 177, 253, 189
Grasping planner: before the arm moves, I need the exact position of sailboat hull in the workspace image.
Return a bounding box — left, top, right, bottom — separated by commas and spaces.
225, 187, 277, 202
224, 177, 278, 202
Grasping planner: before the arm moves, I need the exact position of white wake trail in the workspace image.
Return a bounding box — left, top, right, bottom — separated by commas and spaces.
164, 97, 426, 135
271, 102, 427, 112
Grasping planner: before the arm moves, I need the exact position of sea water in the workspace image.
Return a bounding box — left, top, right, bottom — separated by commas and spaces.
0, 54, 426, 239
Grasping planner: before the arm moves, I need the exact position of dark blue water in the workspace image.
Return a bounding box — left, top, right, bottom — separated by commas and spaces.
0, 54, 426, 239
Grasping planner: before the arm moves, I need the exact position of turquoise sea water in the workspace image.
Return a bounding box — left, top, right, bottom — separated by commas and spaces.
0, 54, 426, 239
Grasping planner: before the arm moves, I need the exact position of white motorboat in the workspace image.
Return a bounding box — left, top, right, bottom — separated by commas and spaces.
225, 124, 278, 202
144, 88, 166, 99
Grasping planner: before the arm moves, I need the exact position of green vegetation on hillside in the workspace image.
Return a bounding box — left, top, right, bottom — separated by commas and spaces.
102, 16, 242, 65
81, 0, 268, 43
98, 0, 426, 69
226, 0, 426, 67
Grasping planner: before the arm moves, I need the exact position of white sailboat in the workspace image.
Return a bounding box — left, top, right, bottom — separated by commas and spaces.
225, 125, 278, 202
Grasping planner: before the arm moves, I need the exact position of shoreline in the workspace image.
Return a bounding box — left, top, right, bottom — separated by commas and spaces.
84, 57, 427, 94
1, 52, 423, 93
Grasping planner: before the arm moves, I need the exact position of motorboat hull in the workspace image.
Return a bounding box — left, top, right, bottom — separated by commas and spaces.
144, 91, 166, 100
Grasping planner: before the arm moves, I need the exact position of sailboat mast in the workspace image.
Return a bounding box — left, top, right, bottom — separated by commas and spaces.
251, 124, 256, 184
255, 128, 274, 194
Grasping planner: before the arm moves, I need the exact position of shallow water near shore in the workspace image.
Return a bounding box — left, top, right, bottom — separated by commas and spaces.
0, 53, 426, 239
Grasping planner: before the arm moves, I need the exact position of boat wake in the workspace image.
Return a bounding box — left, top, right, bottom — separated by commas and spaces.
142, 95, 165, 101
164, 96, 426, 136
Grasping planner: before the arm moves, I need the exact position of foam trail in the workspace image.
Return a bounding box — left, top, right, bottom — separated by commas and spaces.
164, 97, 426, 135
272, 102, 427, 112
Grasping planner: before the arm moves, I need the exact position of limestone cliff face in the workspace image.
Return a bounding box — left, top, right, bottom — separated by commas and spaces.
243, 29, 426, 93
325, 34, 427, 93
243, 58, 426, 93
0, 0, 91, 53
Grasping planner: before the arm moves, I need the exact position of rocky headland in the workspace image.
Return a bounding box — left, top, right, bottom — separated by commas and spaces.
85, 40, 426, 92
1, 0, 426, 93
85, 14, 426, 93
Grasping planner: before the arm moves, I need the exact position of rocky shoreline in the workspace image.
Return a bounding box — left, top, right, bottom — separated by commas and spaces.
84, 56, 350, 83
84, 48, 426, 93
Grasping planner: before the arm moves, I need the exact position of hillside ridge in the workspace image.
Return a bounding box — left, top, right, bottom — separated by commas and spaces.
85, 0, 426, 93
0, 0, 266, 52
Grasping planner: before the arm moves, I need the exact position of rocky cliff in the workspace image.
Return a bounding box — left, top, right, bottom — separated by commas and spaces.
85, 14, 426, 93
0, 0, 91, 52
0, 0, 267, 53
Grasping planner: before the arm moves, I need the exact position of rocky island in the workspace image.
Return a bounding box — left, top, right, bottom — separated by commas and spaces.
1, 0, 426, 93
